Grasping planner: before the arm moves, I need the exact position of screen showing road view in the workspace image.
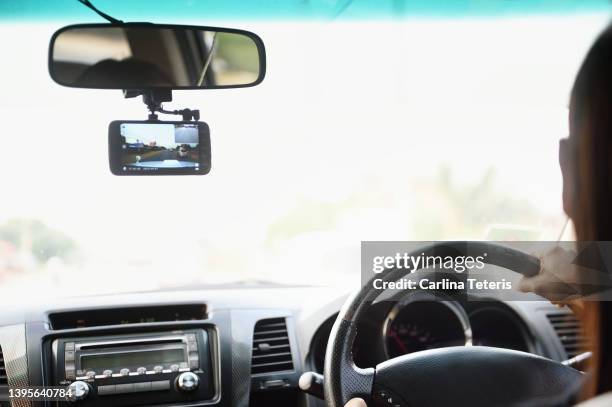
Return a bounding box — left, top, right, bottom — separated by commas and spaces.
121, 123, 200, 172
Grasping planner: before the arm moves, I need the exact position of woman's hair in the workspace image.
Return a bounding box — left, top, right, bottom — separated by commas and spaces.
569, 23, 612, 396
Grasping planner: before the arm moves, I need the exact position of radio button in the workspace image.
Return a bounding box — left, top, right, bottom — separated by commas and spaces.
137, 367, 147, 375
65, 350, 75, 362
133, 382, 152, 392
120, 368, 130, 377
170, 364, 180, 372
65, 368, 76, 380
176, 372, 199, 392
102, 370, 113, 378
151, 380, 171, 391
97, 385, 116, 396
115, 383, 134, 394
85, 371, 96, 379
67, 381, 90, 402
189, 358, 199, 369
65, 361, 76, 376
153, 365, 163, 374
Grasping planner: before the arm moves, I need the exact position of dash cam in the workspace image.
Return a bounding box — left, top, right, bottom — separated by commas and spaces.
108, 120, 211, 175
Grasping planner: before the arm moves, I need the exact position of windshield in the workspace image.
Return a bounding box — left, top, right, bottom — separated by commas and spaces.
0, 1, 609, 299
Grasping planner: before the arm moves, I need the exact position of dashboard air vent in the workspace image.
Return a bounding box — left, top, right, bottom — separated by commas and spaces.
251, 318, 294, 375
0, 346, 7, 385
546, 312, 588, 359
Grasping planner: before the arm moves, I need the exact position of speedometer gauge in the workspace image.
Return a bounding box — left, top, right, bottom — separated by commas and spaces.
387, 321, 438, 354
383, 297, 470, 358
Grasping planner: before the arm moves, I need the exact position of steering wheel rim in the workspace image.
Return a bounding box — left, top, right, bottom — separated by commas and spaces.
323, 242, 584, 407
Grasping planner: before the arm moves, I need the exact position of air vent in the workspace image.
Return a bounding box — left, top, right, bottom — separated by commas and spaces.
547, 312, 589, 359
0, 346, 7, 385
251, 318, 294, 375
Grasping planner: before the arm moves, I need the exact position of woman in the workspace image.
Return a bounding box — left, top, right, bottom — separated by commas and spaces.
520, 21, 612, 404
344, 22, 612, 407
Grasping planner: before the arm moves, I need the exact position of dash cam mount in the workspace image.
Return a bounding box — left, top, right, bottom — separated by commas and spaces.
123, 89, 201, 122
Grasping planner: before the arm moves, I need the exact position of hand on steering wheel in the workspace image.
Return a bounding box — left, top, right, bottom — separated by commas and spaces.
519, 246, 612, 306
344, 399, 367, 407
325, 242, 584, 407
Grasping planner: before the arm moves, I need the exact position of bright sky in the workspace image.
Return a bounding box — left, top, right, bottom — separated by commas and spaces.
0, 14, 609, 299
122, 123, 175, 146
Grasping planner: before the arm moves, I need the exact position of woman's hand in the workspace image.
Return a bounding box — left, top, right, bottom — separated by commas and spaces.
518, 246, 612, 309
344, 398, 367, 407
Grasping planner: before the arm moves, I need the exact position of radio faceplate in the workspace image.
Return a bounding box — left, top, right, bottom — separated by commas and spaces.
52, 328, 219, 406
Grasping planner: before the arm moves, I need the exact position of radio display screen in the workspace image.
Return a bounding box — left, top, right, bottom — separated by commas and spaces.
80, 348, 185, 370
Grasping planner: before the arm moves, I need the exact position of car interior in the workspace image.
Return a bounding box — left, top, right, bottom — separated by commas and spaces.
0, 0, 610, 406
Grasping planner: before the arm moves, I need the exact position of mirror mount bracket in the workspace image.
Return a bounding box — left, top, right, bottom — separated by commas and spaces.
123, 89, 201, 122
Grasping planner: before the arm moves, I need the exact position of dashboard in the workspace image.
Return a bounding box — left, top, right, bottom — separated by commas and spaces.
0, 285, 582, 407
308, 295, 533, 374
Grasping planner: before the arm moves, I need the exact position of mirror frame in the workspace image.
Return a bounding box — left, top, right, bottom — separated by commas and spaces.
48, 22, 267, 90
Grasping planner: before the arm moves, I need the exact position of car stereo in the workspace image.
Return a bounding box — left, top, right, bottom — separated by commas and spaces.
52, 329, 218, 406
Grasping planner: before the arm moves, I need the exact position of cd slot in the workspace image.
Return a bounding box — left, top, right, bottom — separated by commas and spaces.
80, 338, 183, 350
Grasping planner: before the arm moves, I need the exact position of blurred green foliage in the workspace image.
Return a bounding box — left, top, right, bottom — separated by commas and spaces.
265, 166, 542, 244
0, 218, 76, 264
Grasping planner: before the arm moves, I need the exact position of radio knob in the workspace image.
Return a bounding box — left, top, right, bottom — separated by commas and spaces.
176, 372, 199, 392
67, 381, 90, 402
120, 368, 130, 376
137, 367, 147, 375
103, 370, 113, 378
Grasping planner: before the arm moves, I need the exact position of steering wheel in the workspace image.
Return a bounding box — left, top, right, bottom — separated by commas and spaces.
323, 242, 584, 407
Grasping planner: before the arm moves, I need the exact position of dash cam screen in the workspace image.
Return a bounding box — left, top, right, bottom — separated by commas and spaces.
120, 123, 200, 173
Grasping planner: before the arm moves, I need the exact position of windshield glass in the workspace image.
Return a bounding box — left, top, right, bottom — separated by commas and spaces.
0, 1, 610, 299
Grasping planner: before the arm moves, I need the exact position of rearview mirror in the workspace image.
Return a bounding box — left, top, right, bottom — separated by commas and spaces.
49, 23, 266, 89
